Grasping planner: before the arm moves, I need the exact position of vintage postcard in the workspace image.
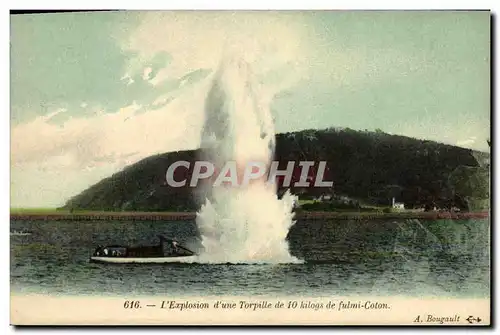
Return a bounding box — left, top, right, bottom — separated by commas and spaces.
10, 10, 490, 326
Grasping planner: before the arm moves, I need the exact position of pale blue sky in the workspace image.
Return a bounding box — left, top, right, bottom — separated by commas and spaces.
10, 11, 490, 207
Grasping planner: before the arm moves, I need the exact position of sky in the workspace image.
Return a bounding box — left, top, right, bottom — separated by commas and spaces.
10, 10, 490, 207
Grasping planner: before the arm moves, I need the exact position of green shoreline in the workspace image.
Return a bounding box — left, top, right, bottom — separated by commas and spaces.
10, 209, 489, 221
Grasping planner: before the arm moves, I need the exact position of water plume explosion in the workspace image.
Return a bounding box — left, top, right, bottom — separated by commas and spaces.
195, 57, 300, 264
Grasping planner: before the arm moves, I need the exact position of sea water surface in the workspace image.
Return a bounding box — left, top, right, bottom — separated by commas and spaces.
10, 218, 490, 297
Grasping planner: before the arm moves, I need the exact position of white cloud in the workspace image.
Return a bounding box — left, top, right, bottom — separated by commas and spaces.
11, 81, 210, 207
12, 92, 204, 169
10, 162, 118, 208
120, 12, 311, 101
456, 137, 477, 147
142, 67, 153, 81
120, 12, 426, 109
43, 108, 67, 121
395, 116, 488, 151
120, 73, 135, 85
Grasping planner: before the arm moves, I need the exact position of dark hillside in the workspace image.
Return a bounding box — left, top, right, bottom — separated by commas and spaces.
62, 128, 489, 211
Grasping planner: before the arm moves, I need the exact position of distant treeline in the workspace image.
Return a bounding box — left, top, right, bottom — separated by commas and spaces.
62, 127, 490, 212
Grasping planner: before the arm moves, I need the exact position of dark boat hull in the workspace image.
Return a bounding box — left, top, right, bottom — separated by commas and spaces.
89, 255, 196, 264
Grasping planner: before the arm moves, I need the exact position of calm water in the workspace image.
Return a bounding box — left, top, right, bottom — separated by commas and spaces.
10, 218, 490, 297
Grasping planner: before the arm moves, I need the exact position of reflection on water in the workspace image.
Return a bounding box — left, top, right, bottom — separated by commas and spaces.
10, 218, 489, 297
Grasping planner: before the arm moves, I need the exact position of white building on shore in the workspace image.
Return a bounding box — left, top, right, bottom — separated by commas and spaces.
392, 197, 405, 210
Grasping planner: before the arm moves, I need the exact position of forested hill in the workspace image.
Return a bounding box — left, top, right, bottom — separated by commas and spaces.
62, 127, 490, 212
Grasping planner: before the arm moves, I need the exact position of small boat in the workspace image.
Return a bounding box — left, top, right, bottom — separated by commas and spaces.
10, 230, 32, 236
89, 235, 196, 264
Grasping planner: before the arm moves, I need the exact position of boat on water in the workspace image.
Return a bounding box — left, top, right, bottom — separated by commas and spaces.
89, 235, 197, 264
10, 230, 32, 236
